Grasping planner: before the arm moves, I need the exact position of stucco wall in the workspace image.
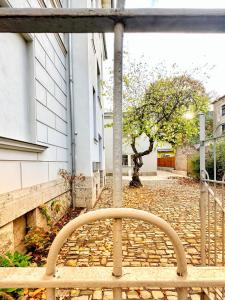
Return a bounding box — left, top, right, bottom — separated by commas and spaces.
0, 0, 70, 196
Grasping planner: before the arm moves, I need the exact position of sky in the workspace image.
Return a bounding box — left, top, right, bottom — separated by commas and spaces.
105, 0, 225, 99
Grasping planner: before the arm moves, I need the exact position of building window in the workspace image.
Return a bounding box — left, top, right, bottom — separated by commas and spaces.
122, 155, 128, 166
97, 63, 102, 107
93, 88, 97, 141
222, 124, 225, 135
222, 105, 225, 116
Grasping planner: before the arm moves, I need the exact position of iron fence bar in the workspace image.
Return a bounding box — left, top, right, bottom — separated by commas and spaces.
112, 2, 125, 300
202, 179, 225, 185
46, 288, 55, 300
199, 113, 206, 173
208, 190, 211, 265
208, 187, 225, 214
204, 133, 225, 143
199, 113, 206, 266
213, 138, 217, 194
112, 18, 124, 272
222, 174, 225, 299
2, 266, 225, 289
214, 201, 217, 265
222, 175, 225, 268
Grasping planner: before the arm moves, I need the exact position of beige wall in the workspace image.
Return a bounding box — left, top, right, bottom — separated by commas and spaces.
175, 146, 197, 172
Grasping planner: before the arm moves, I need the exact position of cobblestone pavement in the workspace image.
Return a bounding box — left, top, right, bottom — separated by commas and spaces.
57, 177, 201, 300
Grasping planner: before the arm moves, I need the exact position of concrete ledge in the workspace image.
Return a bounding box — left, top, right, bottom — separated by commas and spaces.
0, 136, 47, 152
0, 179, 70, 226
0, 266, 225, 288
1, 8, 225, 33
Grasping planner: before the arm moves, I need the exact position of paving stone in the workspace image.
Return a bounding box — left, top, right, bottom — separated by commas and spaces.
152, 290, 164, 299
127, 290, 139, 299
58, 177, 202, 300
140, 290, 151, 299
191, 295, 201, 300
72, 296, 90, 300
103, 290, 113, 300
93, 290, 102, 299
71, 290, 80, 297
65, 259, 77, 267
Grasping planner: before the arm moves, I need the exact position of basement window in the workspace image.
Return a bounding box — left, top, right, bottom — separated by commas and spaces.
222, 124, 225, 135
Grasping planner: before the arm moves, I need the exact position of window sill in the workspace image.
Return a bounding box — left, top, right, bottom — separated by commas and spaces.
0, 136, 48, 153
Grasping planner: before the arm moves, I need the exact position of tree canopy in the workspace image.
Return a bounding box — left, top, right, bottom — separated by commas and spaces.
104, 60, 210, 186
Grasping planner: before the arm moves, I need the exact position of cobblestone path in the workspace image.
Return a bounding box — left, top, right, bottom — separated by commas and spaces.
57, 177, 201, 300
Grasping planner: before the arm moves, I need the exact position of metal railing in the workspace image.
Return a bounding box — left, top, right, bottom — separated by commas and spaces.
199, 113, 225, 299
1, 208, 225, 300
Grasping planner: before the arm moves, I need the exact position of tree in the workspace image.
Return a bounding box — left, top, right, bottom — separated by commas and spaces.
104, 61, 210, 187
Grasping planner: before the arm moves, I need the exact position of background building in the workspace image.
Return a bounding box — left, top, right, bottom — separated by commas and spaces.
0, 0, 109, 254
104, 112, 158, 176
213, 95, 225, 136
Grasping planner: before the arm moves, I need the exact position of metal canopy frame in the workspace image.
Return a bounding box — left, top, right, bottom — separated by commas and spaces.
1, 4, 225, 300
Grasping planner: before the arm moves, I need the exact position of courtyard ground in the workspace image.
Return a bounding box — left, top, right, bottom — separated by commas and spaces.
56, 173, 201, 300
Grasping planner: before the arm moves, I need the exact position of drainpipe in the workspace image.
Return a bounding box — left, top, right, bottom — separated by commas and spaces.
68, 0, 76, 208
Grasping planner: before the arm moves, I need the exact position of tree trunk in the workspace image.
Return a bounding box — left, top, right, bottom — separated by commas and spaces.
129, 136, 154, 188
129, 155, 143, 188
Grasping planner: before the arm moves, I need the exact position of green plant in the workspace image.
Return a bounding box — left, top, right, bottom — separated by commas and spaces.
0, 252, 31, 299
51, 200, 61, 214
0, 251, 31, 267
190, 154, 200, 179
39, 205, 51, 225
190, 140, 225, 180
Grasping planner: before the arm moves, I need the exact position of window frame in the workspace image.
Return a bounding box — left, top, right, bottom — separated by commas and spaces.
93, 87, 98, 142
222, 104, 225, 116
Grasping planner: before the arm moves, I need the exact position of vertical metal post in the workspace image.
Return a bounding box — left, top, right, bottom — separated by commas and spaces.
47, 288, 55, 300
199, 113, 206, 173
117, 0, 126, 9
112, 1, 125, 299
213, 138, 216, 189
199, 113, 206, 266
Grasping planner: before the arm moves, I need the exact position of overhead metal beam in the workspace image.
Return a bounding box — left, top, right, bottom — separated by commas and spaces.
1, 8, 225, 33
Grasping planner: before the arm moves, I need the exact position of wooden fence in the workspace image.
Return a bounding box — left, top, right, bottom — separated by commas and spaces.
158, 157, 175, 168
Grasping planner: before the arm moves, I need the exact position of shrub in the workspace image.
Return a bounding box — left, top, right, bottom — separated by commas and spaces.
24, 227, 55, 253
190, 140, 225, 180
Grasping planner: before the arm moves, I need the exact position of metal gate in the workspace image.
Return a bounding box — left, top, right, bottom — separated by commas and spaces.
1, 2, 225, 300
199, 113, 225, 299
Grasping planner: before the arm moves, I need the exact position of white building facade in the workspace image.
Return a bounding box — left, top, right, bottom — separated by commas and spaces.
104, 112, 158, 176
0, 0, 109, 254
